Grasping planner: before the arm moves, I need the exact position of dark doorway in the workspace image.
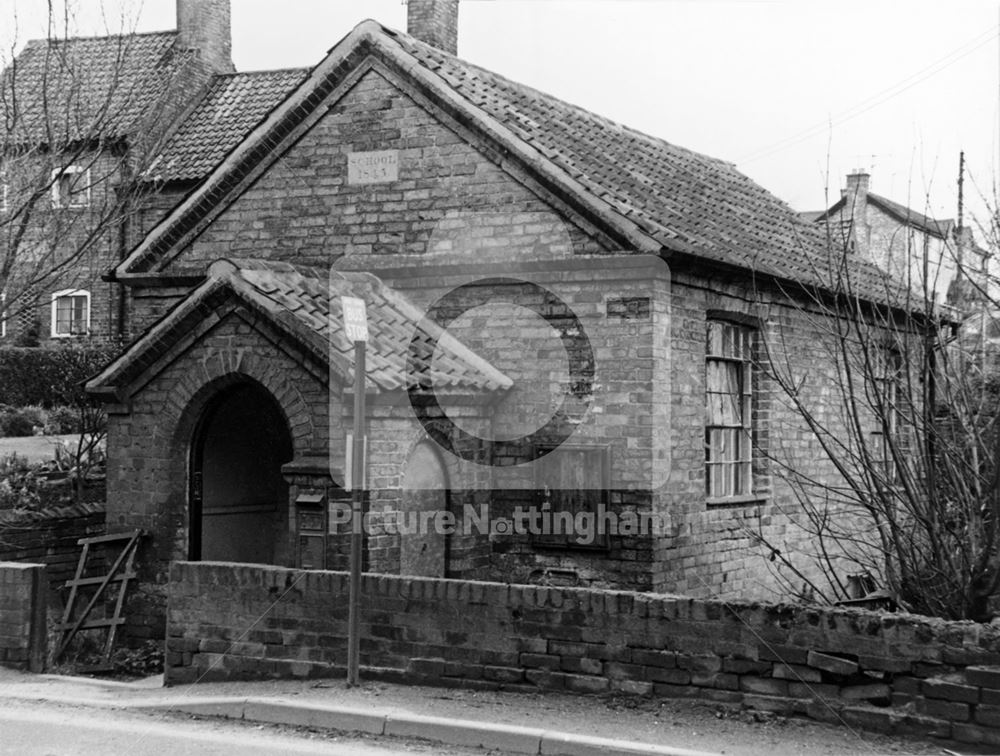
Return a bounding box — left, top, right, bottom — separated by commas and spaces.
399, 442, 448, 577
189, 382, 294, 563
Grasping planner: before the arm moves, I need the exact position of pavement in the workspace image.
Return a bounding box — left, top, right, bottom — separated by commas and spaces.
0, 666, 952, 755
0, 666, 718, 756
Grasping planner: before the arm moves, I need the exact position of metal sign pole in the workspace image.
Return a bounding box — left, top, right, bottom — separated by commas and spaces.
347, 340, 365, 686
342, 295, 368, 688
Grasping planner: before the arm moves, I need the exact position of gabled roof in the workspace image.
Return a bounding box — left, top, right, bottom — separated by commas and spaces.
868, 193, 953, 239
86, 258, 511, 400
811, 193, 954, 240
144, 68, 308, 183
2, 31, 188, 145
113, 19, 894, 303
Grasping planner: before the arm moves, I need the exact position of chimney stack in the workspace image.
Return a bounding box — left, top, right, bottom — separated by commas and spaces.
177, 0, 234, 74
842, 171, 870, 255
407, 0, 459, 56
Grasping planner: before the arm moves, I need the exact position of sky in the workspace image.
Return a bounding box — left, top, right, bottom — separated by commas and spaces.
2, 0, 999, 231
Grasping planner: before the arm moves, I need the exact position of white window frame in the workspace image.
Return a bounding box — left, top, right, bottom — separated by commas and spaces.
51, 165, 91, 209
50, 288, 91, 338
705, 319, 754, 501
0, 292, 5, 338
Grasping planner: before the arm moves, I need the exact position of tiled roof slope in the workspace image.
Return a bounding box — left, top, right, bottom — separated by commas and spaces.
117, 21, 898, 303
87, 258, 511, 398
145, 68, 308, 182
868, 194, 953, 239
385, 27, 892, 298
2, 31, 186, 144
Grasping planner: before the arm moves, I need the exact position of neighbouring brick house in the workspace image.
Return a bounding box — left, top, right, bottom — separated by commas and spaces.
0, 0, 241, 344
804, 171, 987, 311
76, 0, 923, 640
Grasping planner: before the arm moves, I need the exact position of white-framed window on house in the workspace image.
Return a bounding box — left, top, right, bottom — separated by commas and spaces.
50, 289, 90, 337
705, 319, 754, 500
51, 165, 90, 209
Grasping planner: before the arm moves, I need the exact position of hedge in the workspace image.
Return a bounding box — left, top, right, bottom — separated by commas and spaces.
0, 344, 121, 407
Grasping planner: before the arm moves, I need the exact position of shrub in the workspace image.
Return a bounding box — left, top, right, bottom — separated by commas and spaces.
0, 453, 43, 510
0, 407, 43, 437
44, 406, 80, 435
0, 344, 121, 408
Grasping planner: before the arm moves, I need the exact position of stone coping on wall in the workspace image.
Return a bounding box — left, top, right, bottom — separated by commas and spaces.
165, 562, 1000, 747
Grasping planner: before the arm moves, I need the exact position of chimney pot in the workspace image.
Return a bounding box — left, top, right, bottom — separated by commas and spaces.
845, 170, 870, 196
177, 0, 233, 74
407, 0, 460, 55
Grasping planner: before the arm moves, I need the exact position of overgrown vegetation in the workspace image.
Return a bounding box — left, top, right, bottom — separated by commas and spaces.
747, 198, 1000, 622
0, 345, 120, 407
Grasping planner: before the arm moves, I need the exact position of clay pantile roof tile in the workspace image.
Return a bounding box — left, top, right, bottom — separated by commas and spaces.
145, 68, 308, 182
2, 31, 186, 145
87, 258, 511, 398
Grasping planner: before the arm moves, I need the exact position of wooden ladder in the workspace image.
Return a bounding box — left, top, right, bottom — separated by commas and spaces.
55, 530, 144, 667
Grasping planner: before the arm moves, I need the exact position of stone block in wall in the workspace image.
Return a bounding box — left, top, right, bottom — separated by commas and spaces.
975, 703, 1000, 728
917, 697, 970, 722
806, 650, 858, 676
839, 706, 894, 735
952, 722, 1000, 746
967, 666, 1000, 690
922, 678, 980, 704
895, 713, 952, 739
739, 677, 788, 697
839, 683, 890, 702
563, 673, 609, 694
772, 663, 821, 683
631, 649, 676, 669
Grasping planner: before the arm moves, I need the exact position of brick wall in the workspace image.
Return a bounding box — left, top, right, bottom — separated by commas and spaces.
0, 503, 105, 601
0, 562, 46, 672
360, 257, 670, 592
176, 0, 233, 75
0, 151, 126, 344
147, 67, 606, 285
105, 311, 496, 637
167, 561, 1000, 746
407, 0, 460, 55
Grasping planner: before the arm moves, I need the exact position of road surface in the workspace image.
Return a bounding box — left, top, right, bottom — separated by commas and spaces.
0, 701, 497, 756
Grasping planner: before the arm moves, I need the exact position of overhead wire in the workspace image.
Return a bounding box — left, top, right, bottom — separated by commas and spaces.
739, 27, 999, 166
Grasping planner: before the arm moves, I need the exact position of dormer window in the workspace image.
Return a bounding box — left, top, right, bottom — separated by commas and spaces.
51, 166, 90, 209
51, 289, 90, 337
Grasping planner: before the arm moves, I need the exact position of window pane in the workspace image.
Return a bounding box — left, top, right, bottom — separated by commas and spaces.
707, 320, 723, 356
56, 297, 71, 334
706, 360, 742, 426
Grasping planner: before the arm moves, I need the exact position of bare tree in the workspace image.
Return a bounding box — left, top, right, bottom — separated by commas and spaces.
747, 193, 1000, 622
0, 1, 200, 342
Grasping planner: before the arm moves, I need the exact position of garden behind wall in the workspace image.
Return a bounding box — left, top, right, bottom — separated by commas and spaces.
169, 561, 1000, 747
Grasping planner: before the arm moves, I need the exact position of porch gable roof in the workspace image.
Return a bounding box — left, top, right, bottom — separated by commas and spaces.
86, 258, 512, 402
